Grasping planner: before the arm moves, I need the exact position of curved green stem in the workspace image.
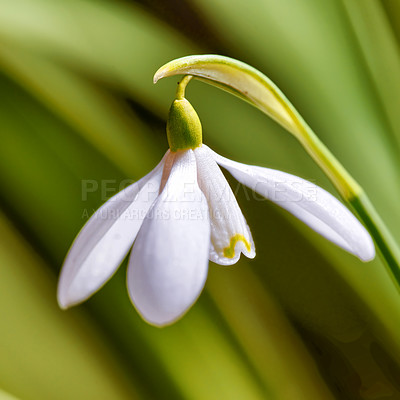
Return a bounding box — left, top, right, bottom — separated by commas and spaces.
154, 55, 400, 288
350, 193, 400, 285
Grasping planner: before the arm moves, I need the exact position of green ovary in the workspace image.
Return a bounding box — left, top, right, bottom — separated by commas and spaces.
166, 98, 202, 152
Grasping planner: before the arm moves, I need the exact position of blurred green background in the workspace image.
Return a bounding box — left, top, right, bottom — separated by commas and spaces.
0, 0, 400, 399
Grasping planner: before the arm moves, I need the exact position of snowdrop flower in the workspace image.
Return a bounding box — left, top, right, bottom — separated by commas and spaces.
58, 87, 375, 327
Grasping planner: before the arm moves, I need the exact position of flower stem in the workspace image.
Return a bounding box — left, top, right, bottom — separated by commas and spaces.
154, 55, 400, 287
175, 75, 193, 100
350, 193, 400, 286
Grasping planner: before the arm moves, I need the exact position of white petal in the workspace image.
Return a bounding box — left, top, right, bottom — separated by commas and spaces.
194, 145, 255, 266
210, 146, 375, 262
127, 150, 210, 327
57, 152, 169, 309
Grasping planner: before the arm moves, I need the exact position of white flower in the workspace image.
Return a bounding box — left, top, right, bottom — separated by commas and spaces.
58, 92, 375, 326
57, 144, 375, 327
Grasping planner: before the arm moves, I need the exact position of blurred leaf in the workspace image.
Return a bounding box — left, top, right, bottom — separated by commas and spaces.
0, 44, 161, 175
207, 266, 335, 399
0, 0, 197, 112
382, 0, 400, 45
0, 211, 141, 400
0, 71, 126, 261
0, 389, 19, 400
341, 0, 400, 150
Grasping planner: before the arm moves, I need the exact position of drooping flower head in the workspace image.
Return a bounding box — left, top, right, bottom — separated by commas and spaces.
58, 76, 375, 326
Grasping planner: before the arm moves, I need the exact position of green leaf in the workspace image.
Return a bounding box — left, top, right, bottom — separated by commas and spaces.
0, 211, 141, 400
0, 0, 197, 113
342, 0, 400, 151
0, 388, 19, 400
0, 45, 160, 176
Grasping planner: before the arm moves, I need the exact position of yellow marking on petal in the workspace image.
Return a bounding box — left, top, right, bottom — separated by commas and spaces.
223, 234, 251, 259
